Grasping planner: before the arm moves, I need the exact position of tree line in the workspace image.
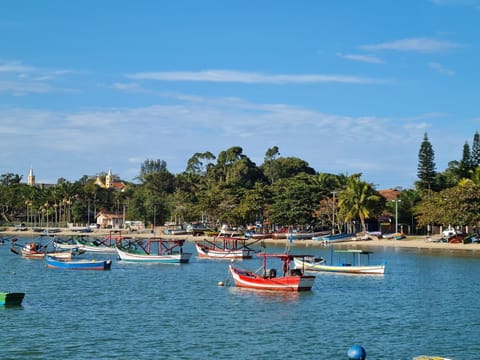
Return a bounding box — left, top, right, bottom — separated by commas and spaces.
2, 132, 480, 235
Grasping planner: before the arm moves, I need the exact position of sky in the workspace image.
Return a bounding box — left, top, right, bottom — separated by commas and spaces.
1, 0, 480, 190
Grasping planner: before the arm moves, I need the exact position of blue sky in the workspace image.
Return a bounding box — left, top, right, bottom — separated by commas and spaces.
1, 0, 480, 189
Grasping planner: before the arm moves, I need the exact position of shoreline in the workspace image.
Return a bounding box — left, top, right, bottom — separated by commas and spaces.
3, 228, 480, 257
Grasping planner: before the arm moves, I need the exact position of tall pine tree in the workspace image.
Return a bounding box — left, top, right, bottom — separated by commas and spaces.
417, 132, 436, 192
459, 141, 472, 179
471, 131, 480, 167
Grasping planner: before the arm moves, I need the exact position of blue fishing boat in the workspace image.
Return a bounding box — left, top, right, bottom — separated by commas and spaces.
312, 233, 356, 243
46, 255, 112, 270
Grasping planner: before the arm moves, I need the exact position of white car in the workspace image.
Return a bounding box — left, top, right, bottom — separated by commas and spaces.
442, 228, 456, 237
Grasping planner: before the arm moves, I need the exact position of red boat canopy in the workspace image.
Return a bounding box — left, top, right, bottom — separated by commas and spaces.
256, 253, 311, 260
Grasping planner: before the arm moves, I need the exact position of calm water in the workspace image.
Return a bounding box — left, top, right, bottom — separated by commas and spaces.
2, 239, 480, 360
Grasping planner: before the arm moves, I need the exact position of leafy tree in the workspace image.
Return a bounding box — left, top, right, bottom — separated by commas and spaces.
436, 161, 460, 189
416, 182, 480, 231
470, 167, 480, 185
261, 156, 315, 184
269, 174, 321, 227
264, 146, 280, 161
138, 159, 168, 182
417, 133, 436, 192
185, 152, 215, 175
225, 156, 264, 188
231, 183, 272, 226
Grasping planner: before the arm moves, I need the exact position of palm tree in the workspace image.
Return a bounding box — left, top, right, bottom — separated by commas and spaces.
338, 175, 381, 233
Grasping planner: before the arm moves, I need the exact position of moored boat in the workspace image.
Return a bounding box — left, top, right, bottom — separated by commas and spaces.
0, 292, 25, 306
0, 235, 17, 245
294, 248, 385, 275
273, 230, 328, 240
312, 233, 356, 243
228, 253, 315, 291
11, 239, 73, 260
76, 235, 119, 253
46, 255, 112, 270
195, 236, 256, 259
116, 237, 191, 264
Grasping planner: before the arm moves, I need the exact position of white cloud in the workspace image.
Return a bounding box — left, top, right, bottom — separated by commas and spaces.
360, 37, 461, 53
0, 61, 77, 95
110, 82, 147, 92
337, 53, 383, 64
0, 95, 432, 188
0, 81, 55, 95
126, 69, 385, 84
428, 62, 455, 76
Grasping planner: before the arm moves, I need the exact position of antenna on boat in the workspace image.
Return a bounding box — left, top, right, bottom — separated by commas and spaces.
285, 226, 294, 254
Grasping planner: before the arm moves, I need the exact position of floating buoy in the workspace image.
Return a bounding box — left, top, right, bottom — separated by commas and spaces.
348, 345, 366, 360
217, 281, 224, 286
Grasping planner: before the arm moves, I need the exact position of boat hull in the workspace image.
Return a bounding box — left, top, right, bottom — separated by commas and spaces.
116, 247, 191, 263
0, 292, 25, 306
46, 256, 112, 270
21, 248, 72, 260
294, 258, 385, 275
195, 242, 252, 259
78, 244, 117, 253
229, 265, 315, 291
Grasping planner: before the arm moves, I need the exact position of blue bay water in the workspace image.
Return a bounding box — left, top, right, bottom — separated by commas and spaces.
2, 239, 480, 359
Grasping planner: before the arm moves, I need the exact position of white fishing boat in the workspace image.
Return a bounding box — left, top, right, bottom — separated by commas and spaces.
294, 248, 385, 275
116, 237, 191, 264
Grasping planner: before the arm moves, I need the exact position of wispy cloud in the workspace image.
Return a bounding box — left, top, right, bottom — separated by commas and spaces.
0, 62, 36, 73
0, 61, 74, 78
109, 82, 149, 93
126, 69, 386, 84
0, 60, 77, 95
0, 81, 56, 95
360, 37, 461, 53
428, 62, 455, 76
336, 53, 383, 64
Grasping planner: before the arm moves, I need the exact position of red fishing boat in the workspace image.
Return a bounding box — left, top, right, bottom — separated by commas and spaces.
228, 253, 315, 292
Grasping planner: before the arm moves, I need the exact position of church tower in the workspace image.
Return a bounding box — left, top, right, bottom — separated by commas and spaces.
27, 167, 35, 186
105, 169, 113, 189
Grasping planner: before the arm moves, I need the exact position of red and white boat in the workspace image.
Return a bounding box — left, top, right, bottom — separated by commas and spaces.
228, 253, 315, 292
195, 237, 256, 260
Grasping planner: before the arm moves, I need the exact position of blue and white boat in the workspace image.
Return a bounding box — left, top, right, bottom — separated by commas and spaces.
46, 255, 112, 270
312, 233, 355, 243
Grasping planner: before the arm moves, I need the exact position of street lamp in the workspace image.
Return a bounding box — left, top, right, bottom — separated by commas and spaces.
392, 199, 401, 233
331, 191, 337, 235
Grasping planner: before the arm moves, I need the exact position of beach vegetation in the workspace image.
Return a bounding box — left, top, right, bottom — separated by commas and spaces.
3, 131, 480, 235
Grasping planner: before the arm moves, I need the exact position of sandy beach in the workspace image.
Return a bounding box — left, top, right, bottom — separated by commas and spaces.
3, 227, 480, 257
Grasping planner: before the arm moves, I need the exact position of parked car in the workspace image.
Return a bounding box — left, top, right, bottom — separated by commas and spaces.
442, 228, 456, 238
14, 224, 27, 231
